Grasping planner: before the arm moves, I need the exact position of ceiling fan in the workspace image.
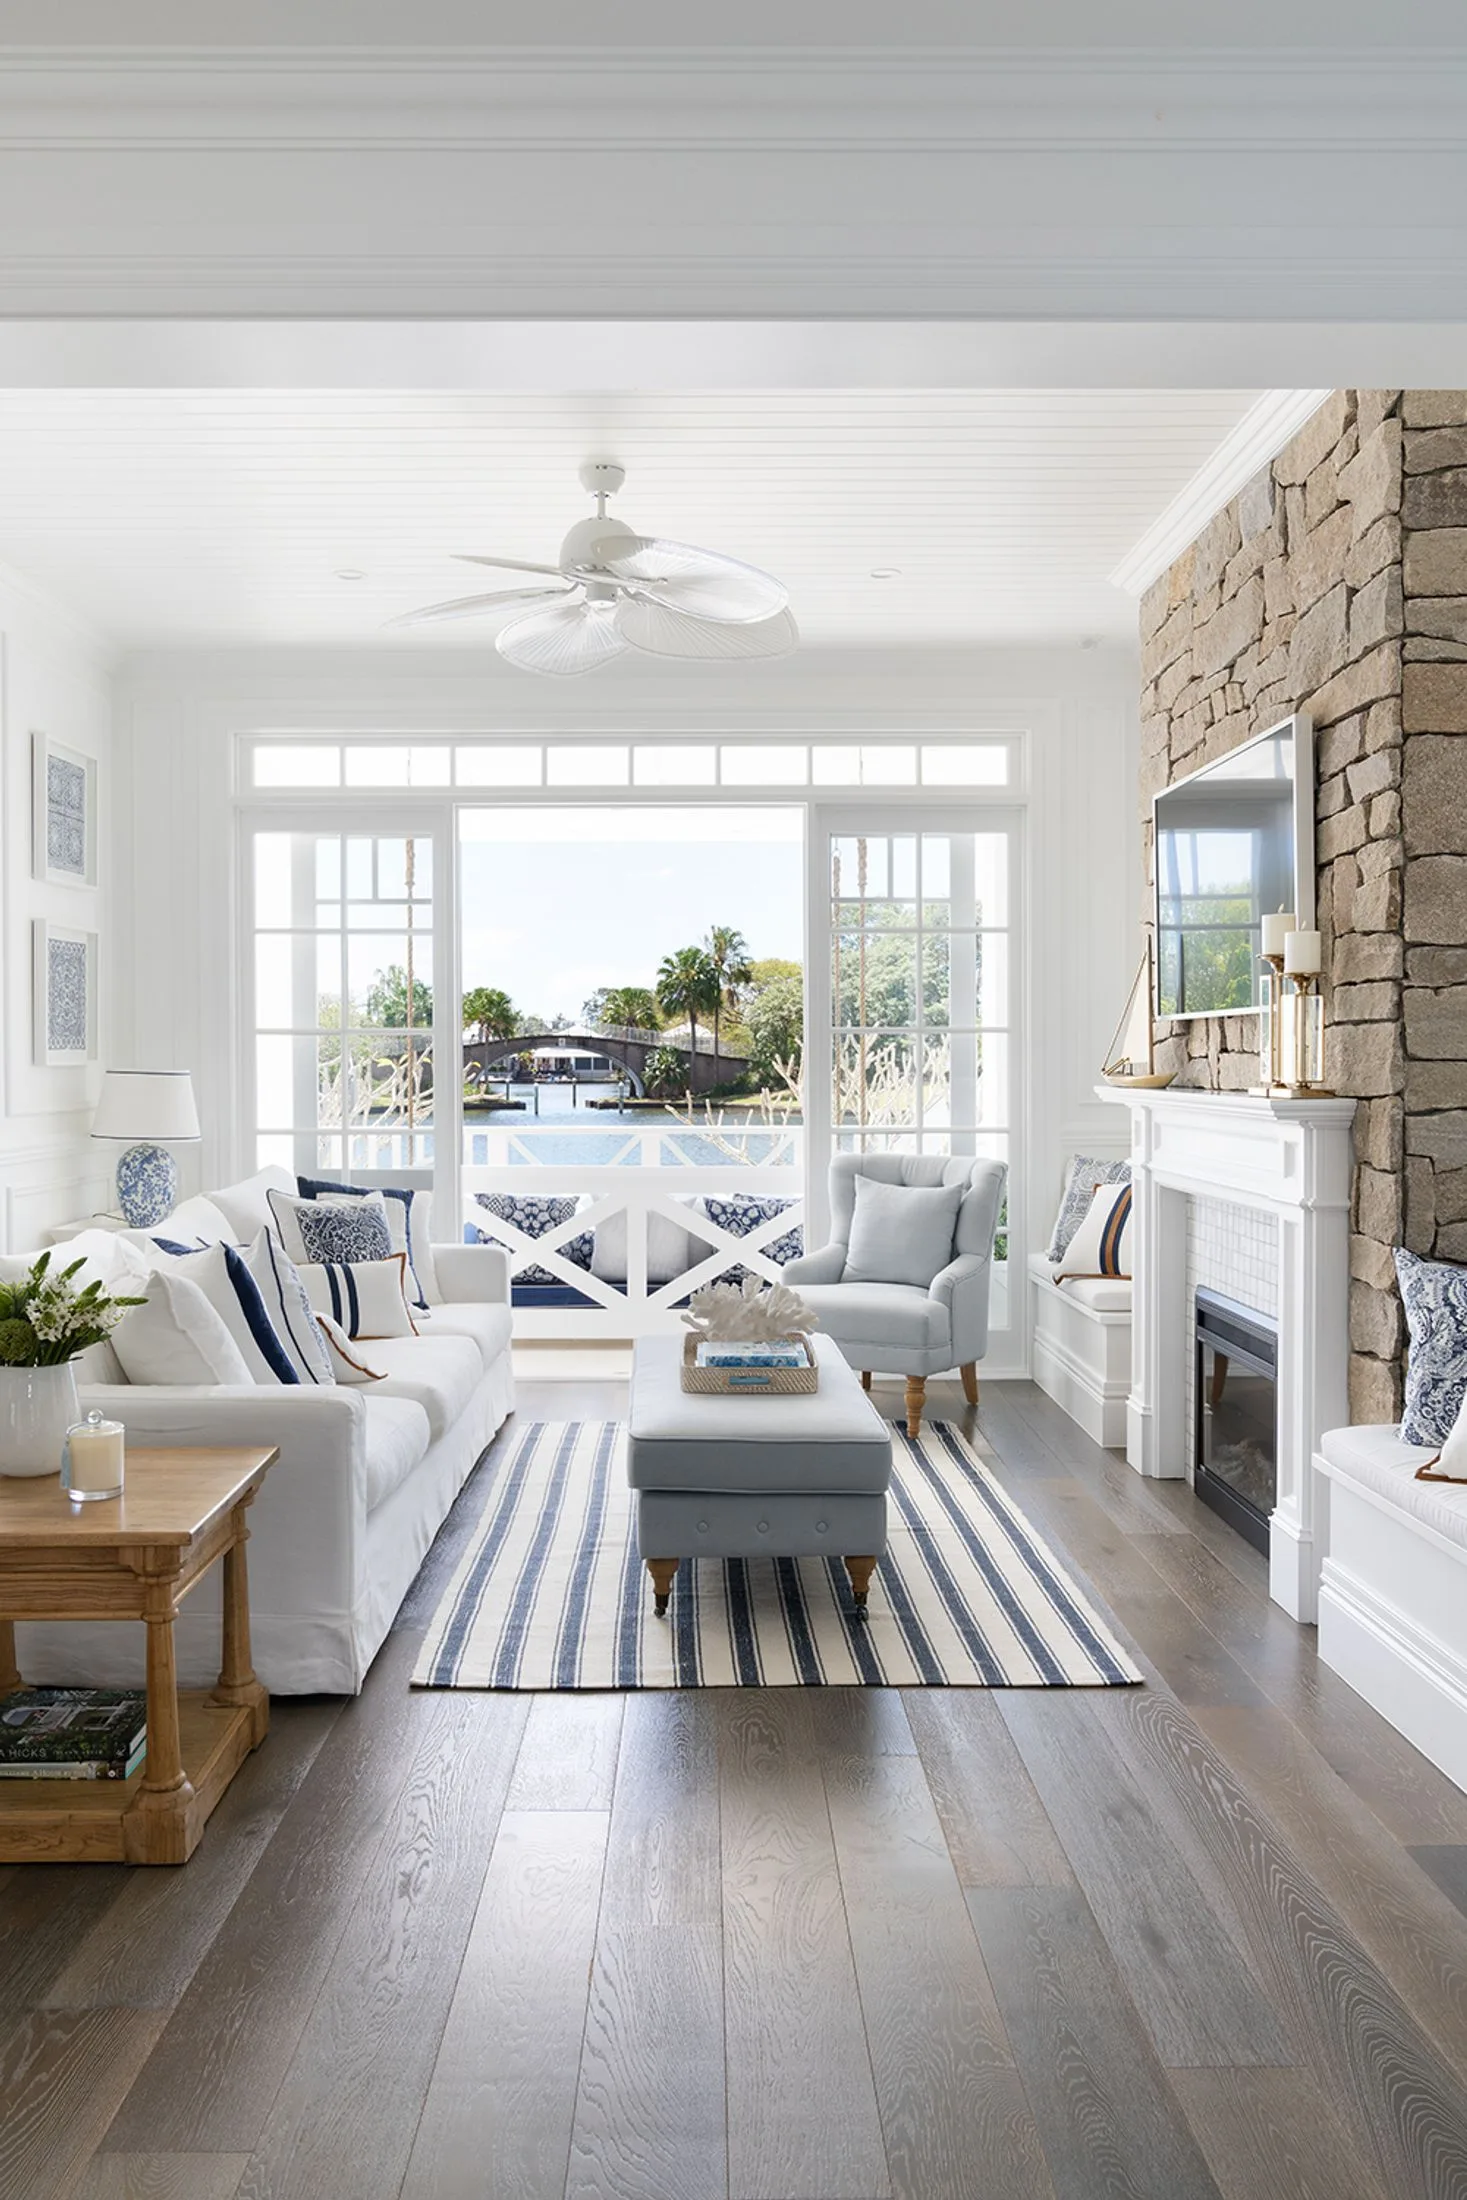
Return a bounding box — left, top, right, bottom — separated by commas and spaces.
391, 461, 797, 677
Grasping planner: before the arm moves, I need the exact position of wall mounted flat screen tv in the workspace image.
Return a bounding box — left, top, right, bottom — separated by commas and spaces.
1153, 713, 1314, 1020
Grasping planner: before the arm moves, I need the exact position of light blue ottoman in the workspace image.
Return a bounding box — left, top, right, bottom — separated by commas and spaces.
627, 1332, 893, 1617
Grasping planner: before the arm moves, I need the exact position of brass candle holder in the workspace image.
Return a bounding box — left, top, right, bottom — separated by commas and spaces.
1253, 952, 1289, 1094
1281, 970, 1335, 1097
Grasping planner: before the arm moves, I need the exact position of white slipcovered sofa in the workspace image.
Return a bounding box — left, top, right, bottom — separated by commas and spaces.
14, 1166, 514, 1696
1316, 1423, 1467, 1796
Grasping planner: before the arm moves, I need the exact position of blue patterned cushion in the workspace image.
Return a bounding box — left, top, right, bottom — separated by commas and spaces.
473, 1193, 593, 1286
296, 1176, 431, 1309
1396, 1247, 1467, 1445
295, 1198, 393, 1266
1045, 1155, 1131, 1262
694, 1193, 803, 1270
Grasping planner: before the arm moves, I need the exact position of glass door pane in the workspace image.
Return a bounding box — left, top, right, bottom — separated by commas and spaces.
249, 828, 437, 1176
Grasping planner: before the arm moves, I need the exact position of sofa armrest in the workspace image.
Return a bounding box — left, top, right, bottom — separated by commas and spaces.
430, 1242, 510, 1305
929, 1252, 994, 1363
782, 1244, 846, 1287
79, 1383, 369, 1638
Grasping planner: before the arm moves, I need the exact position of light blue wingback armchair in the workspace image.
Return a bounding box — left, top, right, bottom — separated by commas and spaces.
783, 1153, 1007, 1437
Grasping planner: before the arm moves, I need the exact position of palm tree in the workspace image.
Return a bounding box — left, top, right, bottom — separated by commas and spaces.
462, 986, 518, 1044
600, 984, 664, 1101
706, 924, 753, 1068
656, 947, 720, 1091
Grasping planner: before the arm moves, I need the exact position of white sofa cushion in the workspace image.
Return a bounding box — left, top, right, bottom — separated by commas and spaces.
417, 1301, 513, 1374
368, 1333, 485, 1443
361, 1393, 433, 1512
151, 1193, 234, 1245
591, 1206, 697, 1287
1319, 1423, 1467, 1554
299, 1254, 418, 1338
112, 1269, 255, 1387
143, 1240, 302, 1386
208, 1165, 297, 1241
237, 1230, 334, 1384
1029, 1253, 1133, 1313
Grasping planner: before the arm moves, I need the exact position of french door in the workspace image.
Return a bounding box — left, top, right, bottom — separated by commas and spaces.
807, 809, 1020, 1351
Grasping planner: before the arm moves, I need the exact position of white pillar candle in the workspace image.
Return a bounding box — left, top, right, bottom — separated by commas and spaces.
1284, 929, 1322, 976
65, 1411, 125, 1499
1260, 910, 1296, 958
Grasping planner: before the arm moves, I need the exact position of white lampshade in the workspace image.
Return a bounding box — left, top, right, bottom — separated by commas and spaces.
91, 1069, 200, 1143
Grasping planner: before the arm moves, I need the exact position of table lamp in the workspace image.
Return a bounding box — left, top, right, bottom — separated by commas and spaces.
91, 1070, 201, 1228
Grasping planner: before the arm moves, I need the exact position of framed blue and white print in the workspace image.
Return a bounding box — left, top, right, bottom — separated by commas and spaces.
33, 920, 98, 1066
32, 731, 98, 888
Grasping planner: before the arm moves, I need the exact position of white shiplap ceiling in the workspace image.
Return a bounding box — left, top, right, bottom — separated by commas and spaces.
0, 389, 1263, 649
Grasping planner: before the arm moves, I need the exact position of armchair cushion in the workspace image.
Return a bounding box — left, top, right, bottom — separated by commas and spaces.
843, 1174, 964, 1289
796, 1282, 950, 1357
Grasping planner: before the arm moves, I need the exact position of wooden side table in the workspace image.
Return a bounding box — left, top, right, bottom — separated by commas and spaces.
0, 1445, 277, 1865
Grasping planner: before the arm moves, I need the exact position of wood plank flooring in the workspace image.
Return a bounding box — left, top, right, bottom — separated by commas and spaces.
6, 1375, 1467, 2200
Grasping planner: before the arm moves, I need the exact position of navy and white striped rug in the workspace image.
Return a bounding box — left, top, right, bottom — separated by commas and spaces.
413, 1420, 1141, 1690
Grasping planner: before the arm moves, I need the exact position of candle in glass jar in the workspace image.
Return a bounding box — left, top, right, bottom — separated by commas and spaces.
64, 1411, 124, 1501
1260, 910, 1296, 958
1284, 929, 1322, 976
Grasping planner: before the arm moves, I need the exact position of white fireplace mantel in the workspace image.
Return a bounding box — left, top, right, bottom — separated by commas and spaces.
1097, 1085, 1357, 1621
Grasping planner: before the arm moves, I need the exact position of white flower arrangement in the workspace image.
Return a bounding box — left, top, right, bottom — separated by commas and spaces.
682, 1274, 819, 1348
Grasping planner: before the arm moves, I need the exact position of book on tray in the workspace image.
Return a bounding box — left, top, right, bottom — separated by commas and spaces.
0, 1688, 147, 1781
694, 1341, 810, 1369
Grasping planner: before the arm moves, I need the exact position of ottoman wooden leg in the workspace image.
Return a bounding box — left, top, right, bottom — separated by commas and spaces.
960, 1362, 979, 1406
646, 1557, 679, 1618
844, 1555, 877, 1616
904, 1376, 926, 1438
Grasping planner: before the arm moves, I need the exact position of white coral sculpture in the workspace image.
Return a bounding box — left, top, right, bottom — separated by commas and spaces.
682, 1274, 820, 1346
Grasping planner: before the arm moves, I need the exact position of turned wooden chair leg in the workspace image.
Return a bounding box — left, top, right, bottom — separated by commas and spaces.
844, 1555, 877, 1615
645, 1557, 679, 1617
860, 1369, 872, 1392
960, 1362, 979, 1406
904, 1376, 926, 1438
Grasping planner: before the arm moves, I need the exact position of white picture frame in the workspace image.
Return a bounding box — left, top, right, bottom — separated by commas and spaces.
32, 730, 99, 889
33, 920, 99, 1066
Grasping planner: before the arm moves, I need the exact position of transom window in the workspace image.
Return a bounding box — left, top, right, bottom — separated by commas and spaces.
247, 737, 1013, 792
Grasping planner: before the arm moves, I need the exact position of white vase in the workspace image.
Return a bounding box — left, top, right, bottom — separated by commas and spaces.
0, 1361, 81, 1479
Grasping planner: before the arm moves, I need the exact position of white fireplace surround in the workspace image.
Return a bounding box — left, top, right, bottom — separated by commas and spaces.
1098, 1086, 1357, 1622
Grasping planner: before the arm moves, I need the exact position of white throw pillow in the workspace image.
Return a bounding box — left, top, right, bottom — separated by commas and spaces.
1055, 1182, 1133, 1282
315, 1312, 387, 1383
842, 1174, 964, 1289
208, 1165, 296, 1241
295, 1178, 437, 1308
143, 1240, 302, 1386
112, 1269, 254, 1386
157, 1193, 234, 1245
298, 1253, 419, 1339
237, 1229, 334, 1385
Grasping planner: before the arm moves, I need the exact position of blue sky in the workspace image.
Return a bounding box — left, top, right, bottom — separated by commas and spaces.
459, 807, 803, 1024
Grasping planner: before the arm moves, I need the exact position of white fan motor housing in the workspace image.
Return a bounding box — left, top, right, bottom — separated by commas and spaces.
559, 514, 636, 571
578, 460, 626, 498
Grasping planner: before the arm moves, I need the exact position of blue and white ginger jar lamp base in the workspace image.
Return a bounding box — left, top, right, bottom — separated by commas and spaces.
115, 1142, 179, 1229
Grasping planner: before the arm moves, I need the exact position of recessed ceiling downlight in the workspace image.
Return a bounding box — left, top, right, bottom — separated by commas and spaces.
869, 566, 902, 580
335, 567, 367, 581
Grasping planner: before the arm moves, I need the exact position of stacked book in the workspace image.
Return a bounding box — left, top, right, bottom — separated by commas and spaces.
0, 1688, 147, 1781
694, 1340, 811, 1369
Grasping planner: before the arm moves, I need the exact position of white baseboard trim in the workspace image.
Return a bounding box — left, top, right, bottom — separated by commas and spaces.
1318, 1562, 1467, 1797
1032, 1330, 1128, 1449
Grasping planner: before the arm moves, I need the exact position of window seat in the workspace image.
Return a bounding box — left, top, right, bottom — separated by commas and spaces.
1027, 1252, 1132, 1448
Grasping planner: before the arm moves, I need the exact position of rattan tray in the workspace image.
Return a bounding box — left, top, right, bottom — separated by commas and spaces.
680, 1334, 819, 1395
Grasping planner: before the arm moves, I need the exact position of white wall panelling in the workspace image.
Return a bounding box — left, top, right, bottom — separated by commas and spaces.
0, 571, 116, 1247
114, 640, 1139, 1373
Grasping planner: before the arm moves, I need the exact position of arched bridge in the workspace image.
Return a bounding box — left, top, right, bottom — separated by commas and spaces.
464, 1029, 747, 1099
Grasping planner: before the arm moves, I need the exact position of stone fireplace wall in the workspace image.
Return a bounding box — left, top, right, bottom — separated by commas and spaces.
1139, 390, 1467, 1422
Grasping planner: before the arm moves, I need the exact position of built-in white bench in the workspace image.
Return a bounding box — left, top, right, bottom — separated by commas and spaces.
1316, 1424, 1467, 1796
1028, 1253, 1132, 1449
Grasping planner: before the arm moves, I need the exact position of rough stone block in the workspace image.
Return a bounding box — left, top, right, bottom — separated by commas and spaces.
1340, 417, 1403, 538
1403, 469, 1467, 530
1346, 746, 1401, 804
1289, 503, 1351, 616
1329, 1015, 1404, 1095
1438, 1166, 1467, 1225
1337, 931, 1404, 982
1305, 452, 1344, 534
1357, 390, 1401, 440
1370, 791, 1402, 840
1289, 582, 1350, 697
1403, 527, 1467, 596
1263, 555, 1294, 622
1404, 638, 1467, 662
1192, 504, 1243, 600
1331, 980, 1399, 1022
1351, 1278, 1404, 1359
1237, 466, 1277, 541
1350, 566, 1404, 656
1354, 1092, 1404, 1172
1405, 425, 1467, 473
1274, 391, 1351, 487
1317, 804, 1368, 861
1330, 855, 1362, 933
1344, 513, 1401, 593
1403, 660, 1467, 733
1402, 391, 1467, 429
1405, 1109, 1467, 1168
1404, 1065, 1467, 1116
1193, 573, 1263, 680
1317, 770, 1349, 820
1437, 1222, 1467, 1261
1306, 641, 1401, 731
1316, 715, 1364, 777
1402, 733, 1467, 855
1406, 1156, 1436, 1250
1350, 1231, 1399, 1290
1408, 945, 1467, 984
1349, 1351, 1401, 1426
1404, 986, 1467, 1059
1405, 855, 1467, 943
1356, 834, 1402, 882
1364, 695, 1403, 750
1168, 544, 1197, 607
1405, 593, 1467, 641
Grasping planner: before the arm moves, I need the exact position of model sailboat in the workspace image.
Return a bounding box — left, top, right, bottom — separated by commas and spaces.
1101, 936, 1175, 1089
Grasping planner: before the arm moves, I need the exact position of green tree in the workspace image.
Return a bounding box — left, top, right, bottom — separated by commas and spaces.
745, 969, 804, 1085
656, 946, 720, 1088
462, 985, 518, 1043
595, 985, 663, 1039
364, 963, 433, 1030
642, 1046, 686, 1099
705, 924, 754, 1066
